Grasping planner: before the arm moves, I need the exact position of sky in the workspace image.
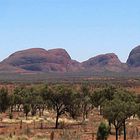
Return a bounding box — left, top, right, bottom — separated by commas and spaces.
0, 0, 140, 62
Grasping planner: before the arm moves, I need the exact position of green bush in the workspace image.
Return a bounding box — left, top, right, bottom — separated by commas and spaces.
97, 122, 109, 140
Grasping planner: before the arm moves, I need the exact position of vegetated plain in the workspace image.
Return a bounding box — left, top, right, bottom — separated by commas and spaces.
0, 73, 140, 140
0, 45, 140, 139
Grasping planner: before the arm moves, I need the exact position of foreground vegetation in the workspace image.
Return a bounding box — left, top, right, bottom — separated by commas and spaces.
0, 84, 140, 140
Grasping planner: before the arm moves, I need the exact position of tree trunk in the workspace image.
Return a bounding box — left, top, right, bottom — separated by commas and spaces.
99, 106, 102, 115
10, 105, 13, 113
86, 112, 88, 119
17, 105, 20, 112
123, 120, 126, 140
83, 113, 85, 122
26, 113, 28, 120
115, 127, 119, 140
82, 105, 86, 121
42, 106, 45, 116
41, 108, 44, 116
108, 120, 111, 134
55, 113, 59, 129
39, 108, 41, 117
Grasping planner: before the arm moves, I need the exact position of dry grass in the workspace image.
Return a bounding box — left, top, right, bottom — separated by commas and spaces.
1, 108, 140, 140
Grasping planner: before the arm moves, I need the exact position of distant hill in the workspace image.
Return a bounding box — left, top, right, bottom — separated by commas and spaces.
0, 48, 82, 73
127, 45, 140, 72
0, 45, 140, 75
82, 53, 127, 72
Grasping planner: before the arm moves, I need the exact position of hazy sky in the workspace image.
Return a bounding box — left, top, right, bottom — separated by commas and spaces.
0, 0, 140, 62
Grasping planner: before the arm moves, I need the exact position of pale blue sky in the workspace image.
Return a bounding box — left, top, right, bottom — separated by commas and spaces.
0, 0, 140, 62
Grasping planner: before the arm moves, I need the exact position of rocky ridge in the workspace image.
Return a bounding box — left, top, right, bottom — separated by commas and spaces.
0, 45, 140, 73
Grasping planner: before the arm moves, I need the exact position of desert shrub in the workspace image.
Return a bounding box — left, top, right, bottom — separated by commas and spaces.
9, 112, 13, 119
97, 122, 109, 140
59, 121, 65, 129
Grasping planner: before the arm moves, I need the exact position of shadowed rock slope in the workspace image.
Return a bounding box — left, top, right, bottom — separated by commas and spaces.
127, 45, 140, 72
127, 45, 140, 67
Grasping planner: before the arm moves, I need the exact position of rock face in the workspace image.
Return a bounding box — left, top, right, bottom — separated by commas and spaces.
82, 53, 126, 72
0, 48, 82, 73
1, 45, 140, 74
127, 45, 140, 67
